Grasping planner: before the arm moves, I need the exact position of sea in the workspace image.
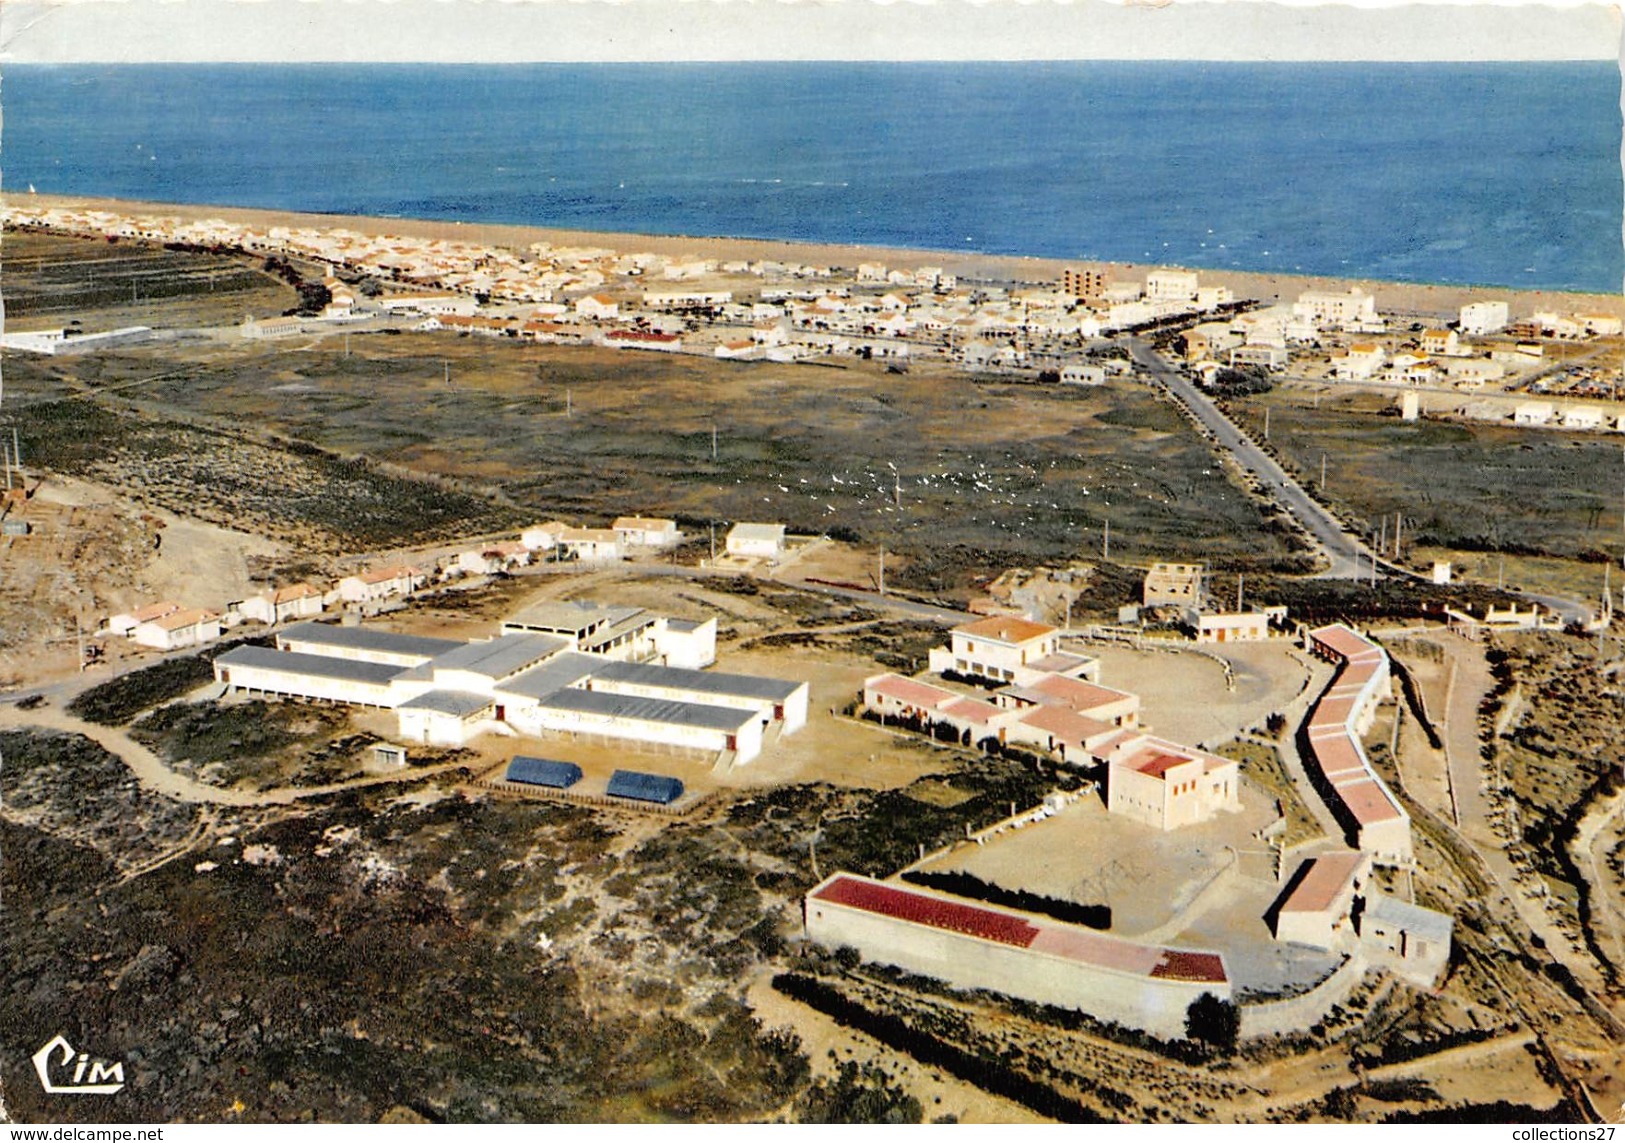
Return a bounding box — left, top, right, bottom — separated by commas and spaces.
3, 62, 1621, 293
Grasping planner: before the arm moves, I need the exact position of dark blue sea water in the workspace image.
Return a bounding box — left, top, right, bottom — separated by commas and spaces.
4, 62, 1620, 292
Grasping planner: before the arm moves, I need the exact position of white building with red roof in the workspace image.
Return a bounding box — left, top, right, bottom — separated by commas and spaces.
1304, 624, 1411, 863
131, 606, 223, 651
804, 872, 1230, 1040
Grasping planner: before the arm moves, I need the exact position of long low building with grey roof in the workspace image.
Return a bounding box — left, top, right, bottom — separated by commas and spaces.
213, 614, 801, 763
214, 645, 405, 707
583, 659, 809, 732
519, 687, 765, 763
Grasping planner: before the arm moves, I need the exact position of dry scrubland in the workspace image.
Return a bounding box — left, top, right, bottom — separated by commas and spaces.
5, 229, 1625, 1122
1, 231, 1307, 593
4, 573, 1616, 1123
2, 229, 300, 330
1225, 388, 1625, 602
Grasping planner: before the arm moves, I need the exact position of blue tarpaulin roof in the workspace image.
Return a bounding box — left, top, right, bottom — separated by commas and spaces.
506, 756, 583, 789
606, 769, 684, 805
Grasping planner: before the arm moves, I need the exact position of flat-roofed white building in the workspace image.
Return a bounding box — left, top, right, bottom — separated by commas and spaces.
1060, 364, 1107, 386
725, 522, 787, 561
1143, 562, 1205, 608
1145, 269, 1199, 304
1192, 610, 1271, 643
558, 527, 623, 562
927, 616, 1098, 686
1458, 300, 1509, 336
1514, 401, 1555, 426
613, 516, 681, 550
1294, 288, 1379, 330
1102, 733, 1241, 831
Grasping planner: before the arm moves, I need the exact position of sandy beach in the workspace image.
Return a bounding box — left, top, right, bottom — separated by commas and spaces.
9, 190, 1620, 319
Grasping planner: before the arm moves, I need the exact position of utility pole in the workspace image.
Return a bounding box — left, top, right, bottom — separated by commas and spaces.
1236, 573, 1244, 613
1379, 516, 1387, 555
709, 521, 716, 563
1394, 512, 1402, 559
712, 424, 718, 462
1320, 453, 1327, 494
878, 546, 886, 597
1263, 406, 1270, 440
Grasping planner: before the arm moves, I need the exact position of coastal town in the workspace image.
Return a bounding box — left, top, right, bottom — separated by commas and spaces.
2, 193, 1623, 1127
5, 200, 1621, 437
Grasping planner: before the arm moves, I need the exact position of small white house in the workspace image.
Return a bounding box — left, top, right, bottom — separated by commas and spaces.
613, 516, 682, 550
456, 542, 532, 576
109, 600, 184, 637
1060, 364, 1107, 386
132, 607, 222, 651
238, 583, 326, 626
521, 521, 569, 551
725, 522, 786, 561
1513, 401, 1555, 426
575, 294, 619, 321
338, 564, 428, 604
558, 527, 623, 562
1564, 406, 1606, 431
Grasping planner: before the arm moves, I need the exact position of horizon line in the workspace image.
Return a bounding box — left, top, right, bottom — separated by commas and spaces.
6, 54, 1617, 64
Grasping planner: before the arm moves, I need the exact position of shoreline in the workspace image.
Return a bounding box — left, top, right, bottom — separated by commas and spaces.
8, 190, 1621, 316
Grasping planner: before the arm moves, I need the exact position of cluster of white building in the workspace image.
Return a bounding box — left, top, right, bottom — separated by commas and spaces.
99, 516, 793, 654
820, 614, 1452, 1040
865, 615, 1244, 833
212, 602, 806, 765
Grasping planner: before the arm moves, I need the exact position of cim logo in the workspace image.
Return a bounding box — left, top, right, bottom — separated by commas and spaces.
32, 1034, 126, 1095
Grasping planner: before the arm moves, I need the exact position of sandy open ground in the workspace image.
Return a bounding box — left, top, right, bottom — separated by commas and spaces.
16, 192, 1620, 320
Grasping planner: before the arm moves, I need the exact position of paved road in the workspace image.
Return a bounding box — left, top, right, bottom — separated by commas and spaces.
1128, 339, 1595, 624
1127, 339, 1372, 579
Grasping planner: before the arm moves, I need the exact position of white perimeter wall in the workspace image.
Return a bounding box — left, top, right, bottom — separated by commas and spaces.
805, 898, 1225, 1041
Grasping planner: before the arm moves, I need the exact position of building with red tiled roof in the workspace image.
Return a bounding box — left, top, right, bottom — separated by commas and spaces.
804, 872, 1229, 1040
1271, 851, 1371, 949
1303, 625, 1410, 863
928, 616, 1099, 687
